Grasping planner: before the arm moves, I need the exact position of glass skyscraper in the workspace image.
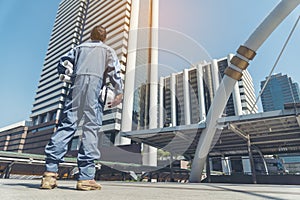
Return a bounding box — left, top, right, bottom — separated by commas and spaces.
260, 73, 300, 112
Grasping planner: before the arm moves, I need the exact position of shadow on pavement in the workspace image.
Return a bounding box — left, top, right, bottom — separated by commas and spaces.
2, 182, 76, 191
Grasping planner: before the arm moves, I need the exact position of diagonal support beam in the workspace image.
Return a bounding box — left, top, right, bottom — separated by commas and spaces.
189, 0, 300, 183
228, 123, 248, 141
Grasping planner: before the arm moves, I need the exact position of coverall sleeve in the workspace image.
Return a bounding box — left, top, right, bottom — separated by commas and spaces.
57, 48, 77, 75
106, 48, 123, 95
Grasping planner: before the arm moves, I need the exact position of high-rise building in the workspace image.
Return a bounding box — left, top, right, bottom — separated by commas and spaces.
260, 73, 300, 112
25, 0, 88, 153
159, 55, 258, 127
24, 0, 159, 157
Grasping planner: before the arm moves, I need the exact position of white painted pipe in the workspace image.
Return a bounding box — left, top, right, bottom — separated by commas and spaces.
121, 0, 139, 128
63, 60, 73, 70
211, 59, 219, 94
62, 60, 73, 75
65, 68, 73, 76
118, 0, 140, 145
58, 60, 73, 82
145, 0, 159, 167
197, 64, 206, 123
59, 74, 72, 83
171, 73, 177, 127
159, 77, 164, 128
183, 69, 191, 125
149, 0, 159, 130
189, 0, 300, 183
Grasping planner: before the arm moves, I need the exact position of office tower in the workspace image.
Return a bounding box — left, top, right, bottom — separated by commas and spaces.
24, 0, 88, 153
260, 73, 300, 112
24, 0, 159, 157
159, 55, 258, 127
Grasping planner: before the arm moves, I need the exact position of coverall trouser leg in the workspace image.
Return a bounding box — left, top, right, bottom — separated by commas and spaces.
45, 75, 103, 180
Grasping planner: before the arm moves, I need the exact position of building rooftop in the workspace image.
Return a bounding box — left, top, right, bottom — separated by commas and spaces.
0, 121, 31, 133
123, 105, 300, 157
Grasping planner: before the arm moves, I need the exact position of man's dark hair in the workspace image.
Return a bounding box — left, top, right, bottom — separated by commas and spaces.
90, 25, 107, 41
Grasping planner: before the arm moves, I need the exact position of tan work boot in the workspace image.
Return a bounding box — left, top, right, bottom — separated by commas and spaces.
40, 172, 58, 189
76, 180, 102, 191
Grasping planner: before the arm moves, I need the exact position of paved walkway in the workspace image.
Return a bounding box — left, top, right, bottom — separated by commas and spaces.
1, 179, 300, 200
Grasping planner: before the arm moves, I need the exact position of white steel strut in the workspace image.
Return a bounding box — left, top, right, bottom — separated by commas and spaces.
189, 0, 300, 182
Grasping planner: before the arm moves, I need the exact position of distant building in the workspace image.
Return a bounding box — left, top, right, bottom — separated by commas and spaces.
0, 121, 31, 153
159, 55, 258, 127
260, 73, 300, 112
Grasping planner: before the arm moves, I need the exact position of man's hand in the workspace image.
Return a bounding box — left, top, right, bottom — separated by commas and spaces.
107, 93, 123, 108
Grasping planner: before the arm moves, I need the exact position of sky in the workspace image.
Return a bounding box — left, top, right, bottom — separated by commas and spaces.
0, 0, 300, 128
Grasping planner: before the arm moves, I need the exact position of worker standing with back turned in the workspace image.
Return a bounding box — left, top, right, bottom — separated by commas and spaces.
40, 25, 123, 191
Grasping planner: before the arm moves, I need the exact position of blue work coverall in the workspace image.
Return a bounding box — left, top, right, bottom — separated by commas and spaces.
44, 41, 123, 180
